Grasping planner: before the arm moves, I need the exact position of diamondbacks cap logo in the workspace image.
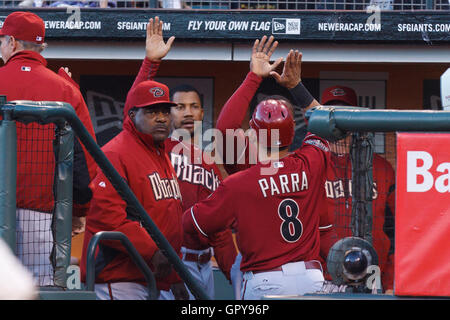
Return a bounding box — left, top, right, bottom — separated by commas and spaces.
331, 88, 347, 97
150, 87, 165, 98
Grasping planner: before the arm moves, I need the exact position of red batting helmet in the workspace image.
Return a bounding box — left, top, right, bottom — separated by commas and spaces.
249, 99, 294, 148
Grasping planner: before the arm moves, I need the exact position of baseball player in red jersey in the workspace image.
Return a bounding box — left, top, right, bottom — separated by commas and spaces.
320, 86, 395, 293
0, 12, 97, 286
184, 97, 331, 299
126, 17, 237, 299
215, 36, 335, 298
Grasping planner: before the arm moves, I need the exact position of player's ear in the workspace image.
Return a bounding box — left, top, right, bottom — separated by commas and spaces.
128, 108, 136, 121
9, 35, 17, 49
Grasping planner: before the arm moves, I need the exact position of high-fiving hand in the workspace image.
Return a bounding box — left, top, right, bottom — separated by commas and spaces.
145, 16, 175, 61
250, 35, 284, 78
270, 49, 302, 89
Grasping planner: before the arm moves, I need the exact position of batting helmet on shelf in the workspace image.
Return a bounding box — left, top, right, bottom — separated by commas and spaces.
327, 236, 378, 286
343, 248, 370, 281
249, 98, 294, 148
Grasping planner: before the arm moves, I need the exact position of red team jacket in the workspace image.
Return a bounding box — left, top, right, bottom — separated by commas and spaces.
80, 117, 183, 290
183, 134, 330, 272
214, 71, 336, 263
0, 50, 97, 216
326, 152, 396, 290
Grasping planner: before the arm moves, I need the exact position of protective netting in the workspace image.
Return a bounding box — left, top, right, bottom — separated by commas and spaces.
15, 122, 56, 287
323, 132, 395, 293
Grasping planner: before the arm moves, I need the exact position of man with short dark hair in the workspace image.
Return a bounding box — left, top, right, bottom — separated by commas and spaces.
169, 84, 204, 139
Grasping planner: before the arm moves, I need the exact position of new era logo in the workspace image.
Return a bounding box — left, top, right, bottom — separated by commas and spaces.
273, 21, 285, 32
36, 36, 42, 41
272, 18, 301, 35
21, 66, 31, 72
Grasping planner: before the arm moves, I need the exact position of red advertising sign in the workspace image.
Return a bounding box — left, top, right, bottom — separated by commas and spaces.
395, 133, 450, 296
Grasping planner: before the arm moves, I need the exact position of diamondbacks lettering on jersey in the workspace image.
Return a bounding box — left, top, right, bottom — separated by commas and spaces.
258, 172, 309, 198
170, 153, 220, 192
325, 179, 379, 199
148, 172, 182, 201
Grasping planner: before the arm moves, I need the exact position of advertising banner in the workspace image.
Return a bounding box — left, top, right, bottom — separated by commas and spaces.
0, 8, 449, 42
395, 132, 450, 296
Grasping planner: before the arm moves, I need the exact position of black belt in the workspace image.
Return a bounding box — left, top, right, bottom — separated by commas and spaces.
183, 249, 212, 264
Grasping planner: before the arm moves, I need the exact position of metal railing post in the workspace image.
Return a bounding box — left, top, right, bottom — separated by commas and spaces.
85, 231, 158, 300
51, 123, 74, 288
0, 107, 17, 253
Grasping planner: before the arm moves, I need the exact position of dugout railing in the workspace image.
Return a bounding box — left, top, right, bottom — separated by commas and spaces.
0, 100, 210, 300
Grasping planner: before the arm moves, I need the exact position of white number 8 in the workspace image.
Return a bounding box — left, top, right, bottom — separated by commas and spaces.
278, 199, 303, 243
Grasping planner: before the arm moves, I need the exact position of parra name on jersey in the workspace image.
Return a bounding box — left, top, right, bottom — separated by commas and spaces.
258, 172, 309, 198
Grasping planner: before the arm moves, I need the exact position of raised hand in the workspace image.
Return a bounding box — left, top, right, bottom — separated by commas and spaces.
146, 16, 175, 61
270, 49, 302, 89
250, 35, 283, 78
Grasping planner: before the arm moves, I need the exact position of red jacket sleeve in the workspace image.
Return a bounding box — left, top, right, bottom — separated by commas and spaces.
215, 72, 262, 174
124, 58, 161, 114
131, 57, 161, 88
216, 71, 262, 132
86, 151, 159, 261
183, 181, 235, 245
208, 229, 237, 282
296, 134, 337, 276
